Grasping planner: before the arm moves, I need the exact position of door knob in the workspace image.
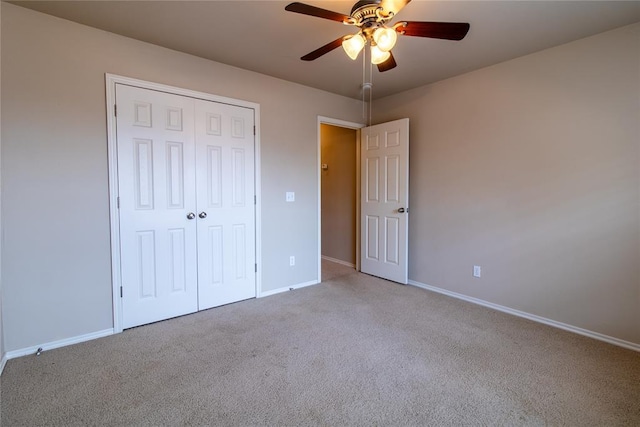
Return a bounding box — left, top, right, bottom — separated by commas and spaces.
398, 207, 406, 213
199, 212, 207, 219
186, 212, 196, 220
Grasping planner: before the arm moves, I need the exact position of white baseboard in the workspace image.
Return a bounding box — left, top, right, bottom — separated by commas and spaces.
321, 256, 355, 269
408, 280, 640, 353
259, 279, 320, 298
0, 353, 7, 376
4, 328, 115, 362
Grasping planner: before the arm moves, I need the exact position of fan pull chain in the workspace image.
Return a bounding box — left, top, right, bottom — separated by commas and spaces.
360, 43, 374, 128
361, 42, 374, 145
362, 44, 367, 120
368, 56, 374, 128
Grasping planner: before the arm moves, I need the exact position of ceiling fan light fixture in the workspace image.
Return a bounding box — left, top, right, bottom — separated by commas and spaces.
372, 27, 397, 52
370, 44, 391, 64
285, 1, 470, 73
342, 33, 366, 60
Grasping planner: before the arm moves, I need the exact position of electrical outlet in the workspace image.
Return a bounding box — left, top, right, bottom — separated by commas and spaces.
290, 256, 296, 266
473, 265, 481, 278
286, 192, 295, 202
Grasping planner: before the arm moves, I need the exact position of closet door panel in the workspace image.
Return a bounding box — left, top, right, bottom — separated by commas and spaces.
116, 84, 198, 328
195, 100, 256, 309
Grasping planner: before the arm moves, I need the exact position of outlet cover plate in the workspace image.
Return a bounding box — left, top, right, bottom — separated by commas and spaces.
473, 265, 481, 278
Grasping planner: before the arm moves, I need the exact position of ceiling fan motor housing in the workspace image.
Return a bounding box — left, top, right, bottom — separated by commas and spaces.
349, 0, 393, 41
350, 0, 382, 15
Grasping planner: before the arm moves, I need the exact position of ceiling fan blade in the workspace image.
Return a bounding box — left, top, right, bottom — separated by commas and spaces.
396, 21, 470, 40
377, 52, 397, 72
301, 36, 347, 61
285, 2, 351, 23
380, 0, 412, 16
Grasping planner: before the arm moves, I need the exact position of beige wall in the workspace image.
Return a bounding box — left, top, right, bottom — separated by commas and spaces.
1, 3, 638, 354
321, 124, 357, 265
0, 1, 4, 365
374, 23, 640, 345
0, 3, 362, 352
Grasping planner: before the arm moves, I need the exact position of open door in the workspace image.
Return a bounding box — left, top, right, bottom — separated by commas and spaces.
360, 118, 409, 284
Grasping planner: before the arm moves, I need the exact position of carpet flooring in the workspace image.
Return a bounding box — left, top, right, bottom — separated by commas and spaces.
1, 260, 639, 426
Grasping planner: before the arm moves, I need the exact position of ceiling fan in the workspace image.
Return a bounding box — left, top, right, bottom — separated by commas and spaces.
285, 0, 470, 72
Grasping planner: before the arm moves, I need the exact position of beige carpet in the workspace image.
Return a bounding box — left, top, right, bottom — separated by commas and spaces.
2, 260, 639, 426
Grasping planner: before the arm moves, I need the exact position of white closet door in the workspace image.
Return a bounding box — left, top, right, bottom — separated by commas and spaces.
361, 118, 410, 284
116, 84, 199, 328
195, 100, 256, 310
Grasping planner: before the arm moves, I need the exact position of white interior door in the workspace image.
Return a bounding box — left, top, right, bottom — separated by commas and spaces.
195, 100, 256, 310
115, 83, 257, 328
360, 118, 409, 284
116, 84, 199, 328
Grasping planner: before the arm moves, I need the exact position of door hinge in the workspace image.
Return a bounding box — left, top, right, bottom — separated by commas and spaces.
255, 264, 257, 273
120, 286, 123, 298
114, 104, 117, 117
117, 196, 120, 209
254, 195, 257, 205
253, 125, 256, 135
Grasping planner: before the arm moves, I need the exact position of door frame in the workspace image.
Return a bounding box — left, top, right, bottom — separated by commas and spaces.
317, 116, 364, 282
106, 74, 262, 333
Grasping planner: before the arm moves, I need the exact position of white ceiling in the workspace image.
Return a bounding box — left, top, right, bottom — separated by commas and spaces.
9, 0, 640, 99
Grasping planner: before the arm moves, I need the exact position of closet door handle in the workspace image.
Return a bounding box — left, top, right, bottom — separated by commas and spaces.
186, 212, 196, 220
398, 207, 406, 213
199, 212, 207, 219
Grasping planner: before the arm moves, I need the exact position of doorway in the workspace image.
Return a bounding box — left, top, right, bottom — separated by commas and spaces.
318, 117, 410, 285
317, 117, 363, 281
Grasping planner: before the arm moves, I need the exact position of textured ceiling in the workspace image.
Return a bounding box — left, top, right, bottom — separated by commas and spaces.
9, 1, 640, 99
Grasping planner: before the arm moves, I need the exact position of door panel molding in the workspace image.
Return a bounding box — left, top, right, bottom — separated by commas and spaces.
106, 74, 261, 333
